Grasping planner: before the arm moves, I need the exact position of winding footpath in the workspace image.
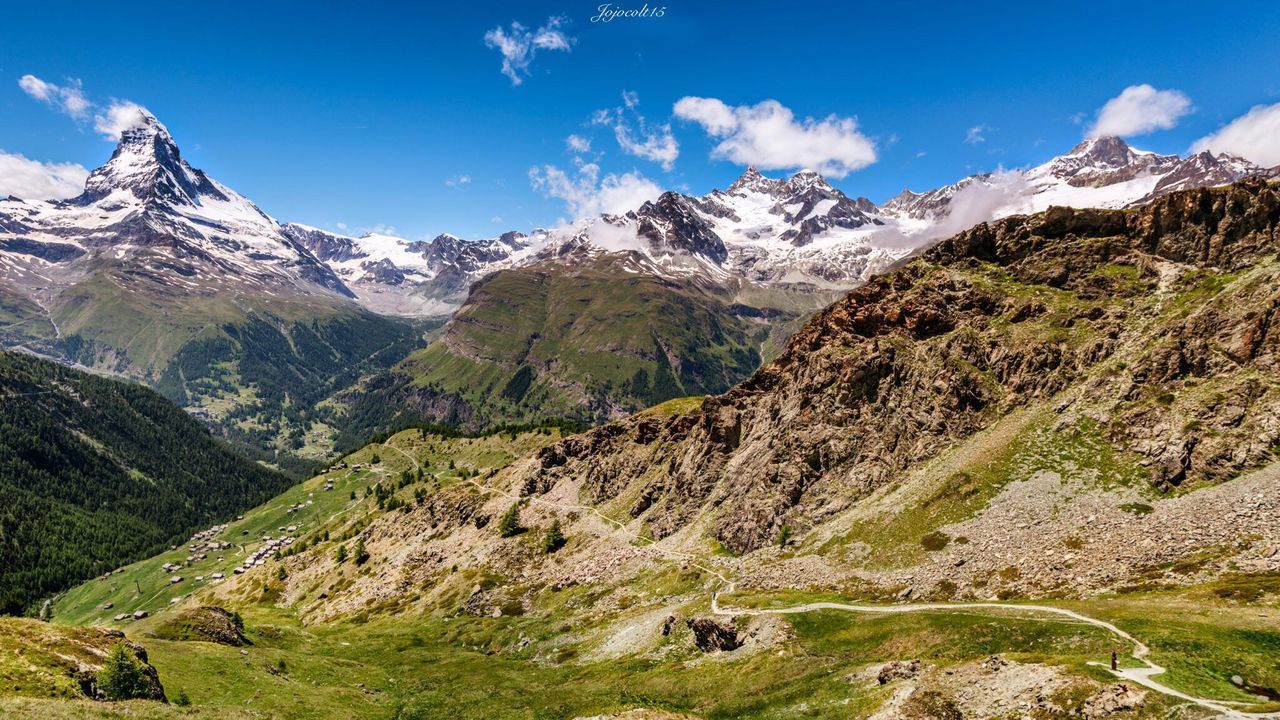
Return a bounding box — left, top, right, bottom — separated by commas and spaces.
713, 590, 1279, 719
381, 438, 1279, 719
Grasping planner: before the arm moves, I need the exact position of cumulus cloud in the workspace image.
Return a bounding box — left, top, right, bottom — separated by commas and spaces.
1191, 102, 1280, 168
593, 91, 678, 171
964, 124, 988, 145
1087, 84, 1192, 138
0, 149, 89, 200
529, 161, 661, 220
673, 97, 876, 177
18, 75, 90, 119
484, 17, 572, 86
565, 134, 592, 153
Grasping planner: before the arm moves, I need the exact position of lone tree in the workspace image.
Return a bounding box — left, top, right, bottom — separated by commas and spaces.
543, 519, 566, 553
354, 537, 370, 566
335, 544, 347, 563
97, 644, 151, 701
498, 502, 523, 537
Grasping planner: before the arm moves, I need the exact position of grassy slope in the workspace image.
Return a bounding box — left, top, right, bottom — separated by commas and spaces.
380, 259, 783, 429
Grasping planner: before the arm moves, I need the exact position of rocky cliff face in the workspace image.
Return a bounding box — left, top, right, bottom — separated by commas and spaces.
512, 178, 1280, 554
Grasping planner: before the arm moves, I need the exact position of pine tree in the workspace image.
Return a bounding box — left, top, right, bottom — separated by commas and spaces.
335, 544, 347, 563
498, 502, 522, 537
543, 519, 565, 553
354, 537, 369, 566
97, 644, 151, 700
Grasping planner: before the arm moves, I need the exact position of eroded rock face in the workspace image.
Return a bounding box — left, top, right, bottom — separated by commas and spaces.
685, 616, 741, 652
510, 179, 1280, 554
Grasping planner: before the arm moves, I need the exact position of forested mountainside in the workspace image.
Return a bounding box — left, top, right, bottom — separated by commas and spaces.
0, 350, 291, 614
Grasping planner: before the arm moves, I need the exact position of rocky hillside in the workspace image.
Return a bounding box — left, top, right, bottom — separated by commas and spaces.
508, 177, 1280, 556
189, 179, 1280, 635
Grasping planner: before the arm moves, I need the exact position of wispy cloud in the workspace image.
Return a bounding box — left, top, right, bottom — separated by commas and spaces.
1191, 102, 1280, 167
0, 149, 89, 200
445, 174, 471, 187
565, 134, 592, 153
484, 17, 573, 86
529, 160, 661, 220
673, 97, 876, 177
593, 91, 678, 171
1087, 84, 1192, 138
964, 124, 988, 145
19, 75, 153, 141
19, 75, 90, 119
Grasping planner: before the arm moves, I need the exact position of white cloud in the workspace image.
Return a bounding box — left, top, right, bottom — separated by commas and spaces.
673, 97, 876, 177
565, 134, 592, 153
445, 174, 471, 187
594, 91, 678, 171
18, 75, 90, 119
0, 149, 89, 200
1191, 102, 1280, 168
964, 124, 988, 145
483, 17, 572, 86
1087, 84, 1192, 138
529, 161, 661, 220
92, 101, 154, 141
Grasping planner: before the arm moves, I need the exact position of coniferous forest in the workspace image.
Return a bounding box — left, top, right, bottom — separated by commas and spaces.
0, 350, 291, 614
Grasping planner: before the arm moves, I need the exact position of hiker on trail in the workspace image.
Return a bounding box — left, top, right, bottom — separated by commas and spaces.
1111, 651, 1118, 671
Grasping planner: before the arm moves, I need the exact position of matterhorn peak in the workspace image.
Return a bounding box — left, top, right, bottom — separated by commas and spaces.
78, 109, 228, 207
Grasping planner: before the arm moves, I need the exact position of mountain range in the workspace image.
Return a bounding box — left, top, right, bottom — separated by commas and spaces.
1, 113, 1273, 457
284, 134, 1275, 315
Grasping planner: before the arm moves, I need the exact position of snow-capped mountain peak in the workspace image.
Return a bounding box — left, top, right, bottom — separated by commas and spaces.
0, 111, 352, 302
78, 110, 231, 209
1031, 135, 1179, 189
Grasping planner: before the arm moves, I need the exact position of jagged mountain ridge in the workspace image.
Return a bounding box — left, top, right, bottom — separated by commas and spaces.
881, 135, 1269, 221
298, 136, 1272, 316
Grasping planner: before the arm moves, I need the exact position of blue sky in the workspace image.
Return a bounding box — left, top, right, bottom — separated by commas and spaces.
2, 1, 1279, 239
